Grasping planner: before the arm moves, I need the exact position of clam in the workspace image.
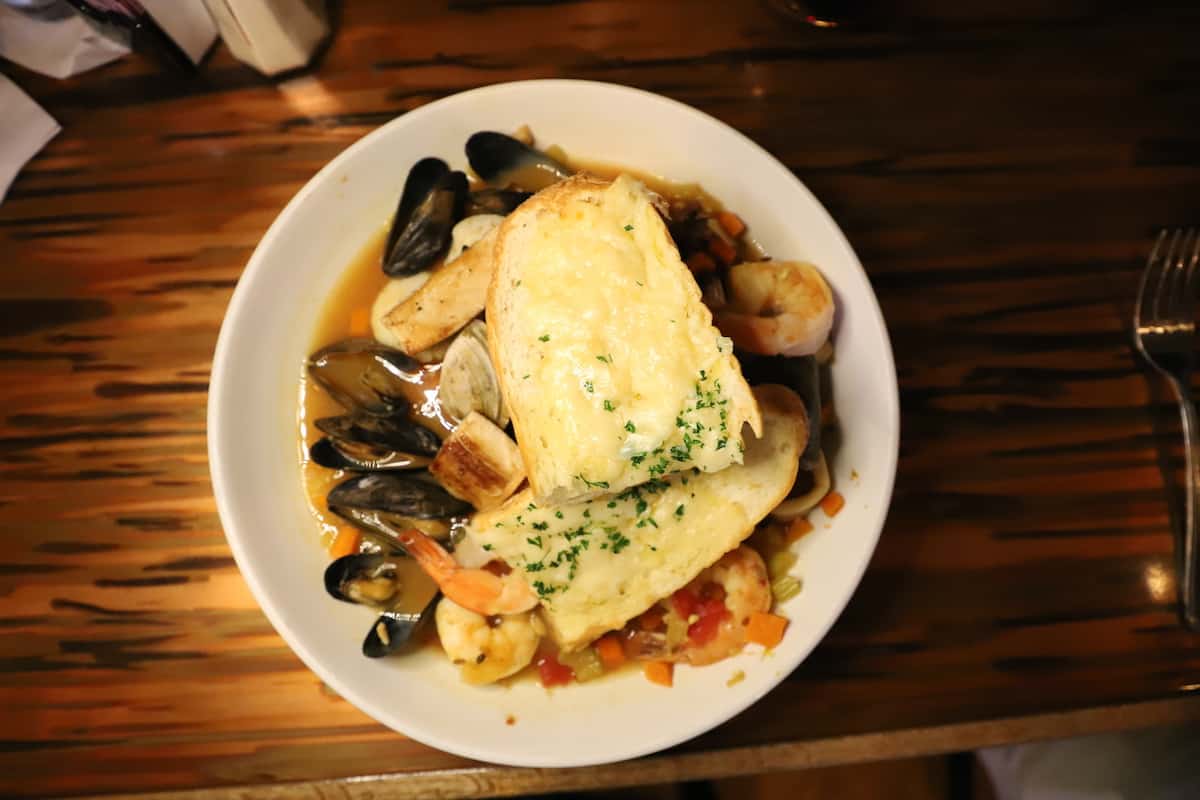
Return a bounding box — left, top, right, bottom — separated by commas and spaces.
465, 188, 531, 217
465, 131, 571, 191
309, 437, 431, 472
438, 320, 509, 428
737, 353, 822, 469
383, 158, 468, 276
328, 472, 472, 521
307, 338, 425, 417
445, 214, 504, 264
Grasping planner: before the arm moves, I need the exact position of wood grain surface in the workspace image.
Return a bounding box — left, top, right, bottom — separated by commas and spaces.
3, 1, 1200, 797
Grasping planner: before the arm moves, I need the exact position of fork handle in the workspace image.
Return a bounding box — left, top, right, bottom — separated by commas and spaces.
1168, 377, 1200, 631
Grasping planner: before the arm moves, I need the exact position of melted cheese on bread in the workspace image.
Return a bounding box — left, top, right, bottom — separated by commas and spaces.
488, 173, 762, 504
468, 385, 806, 652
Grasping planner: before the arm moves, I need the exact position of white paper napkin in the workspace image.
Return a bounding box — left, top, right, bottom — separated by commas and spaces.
0, 73, 61, 204
0, 4, 130, 79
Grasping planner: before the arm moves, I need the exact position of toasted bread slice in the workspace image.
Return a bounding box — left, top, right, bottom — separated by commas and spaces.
468, 384, 805, 652
487, 173, 762, 504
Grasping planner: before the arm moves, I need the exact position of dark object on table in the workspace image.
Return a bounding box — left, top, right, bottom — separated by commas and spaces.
64, 0, 194, 71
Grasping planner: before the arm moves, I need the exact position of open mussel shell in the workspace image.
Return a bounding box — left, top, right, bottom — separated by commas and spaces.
328, 472, 473, 521
310, 437, 431, 472
438, 320, 509, 428
315, 413, 441, 458
363, 593, 440, 658
307, 338, 424, 417
465, 188, 532, 216
465, 131, 572, 191
325, 551, 403, 607
384, 160, 468, 277
738, 353, 822, 469
329, 504, 461, 545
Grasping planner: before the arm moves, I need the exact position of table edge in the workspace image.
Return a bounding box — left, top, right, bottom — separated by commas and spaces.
73, 694, 1200, 800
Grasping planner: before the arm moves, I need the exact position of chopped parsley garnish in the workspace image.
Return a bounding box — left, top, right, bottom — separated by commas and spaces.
584, 380, 594, 393
482, 543, 493, 551
624, 224, 634, 231
527, 535, 543, 547
603, 399, 615, 412
527, 502, 537, 511
582, 509, 591, 519
675, 504, 686, 518
716, 437, 729, 450
596, 354, 612, 364
608, 531, 632, 553
532, 581, 559, 598
576, 474, 609, 490
607, 500, 617, 508
538, 334, 550, 342
624, 420, 636, 433
636, 517, 659, 529
629, 452, 647, 467
647, 456, 671, 477
532, 521, 549, 531
555, 510, 564, 519
522, 374, 530, 380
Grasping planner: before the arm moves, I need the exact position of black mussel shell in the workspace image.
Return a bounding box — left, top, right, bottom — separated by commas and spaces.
315, 413, 441, 458
384, 165, 467, 276
465, 131, 571, 191
307, 338, 424, 417
328, 472, 472, 521
738, 353, 822, 469
309, 437, 431, 472
465, 188, 532, 216
362, 592, 439, 658
324, 552, 403, 606
385, 158, 448, 262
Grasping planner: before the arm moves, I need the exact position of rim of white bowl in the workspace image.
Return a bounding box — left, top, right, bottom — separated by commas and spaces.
208, 78, 900, 767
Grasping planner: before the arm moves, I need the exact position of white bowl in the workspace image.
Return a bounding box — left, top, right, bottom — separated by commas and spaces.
208, 80, 898, 767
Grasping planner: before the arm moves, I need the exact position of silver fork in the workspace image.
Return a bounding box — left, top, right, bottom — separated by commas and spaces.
1134, 228, 1200, 631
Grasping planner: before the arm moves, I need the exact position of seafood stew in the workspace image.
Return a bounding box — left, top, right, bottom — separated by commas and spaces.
299, 128, 841, 689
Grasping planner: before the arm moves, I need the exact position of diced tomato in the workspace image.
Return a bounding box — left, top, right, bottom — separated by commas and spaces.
687, 598, 731, 646
536, 653, 574, 687
671, 588, 700, 619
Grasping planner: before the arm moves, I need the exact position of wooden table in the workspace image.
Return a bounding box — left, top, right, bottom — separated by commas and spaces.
4, 2, 1200, 797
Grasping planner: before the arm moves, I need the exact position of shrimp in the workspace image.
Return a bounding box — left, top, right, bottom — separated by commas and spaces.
627, 546, 771, 666
435, 597, 543, 685
397, 528, 538, 616
714, 260, 834, 357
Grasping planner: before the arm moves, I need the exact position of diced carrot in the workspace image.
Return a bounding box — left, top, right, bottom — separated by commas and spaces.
746, 611, 789, 649
786, 517, 814, 543
820, 491, 845, 517
686, 252, 717, 273
348, 308, 371, 336
596, 634, 626, 670
328, 527, 361, 560
708, 236, 737, 266
644, 661, 674, 687
716, 211, 746, 238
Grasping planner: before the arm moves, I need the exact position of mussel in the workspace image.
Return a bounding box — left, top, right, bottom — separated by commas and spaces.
465, 131, 572, 191
738, 353, 822, 469
324, 552, 440, 658
363, 596, 440, 658
307, 338, 425, 417
383, 158, 468, 276
309, 437, 431, 472
328, 472, 472, 521
465, 188, 532, 216
325, 551, 405, 607
315, 413, 441, 458
438, 320, 509, 428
